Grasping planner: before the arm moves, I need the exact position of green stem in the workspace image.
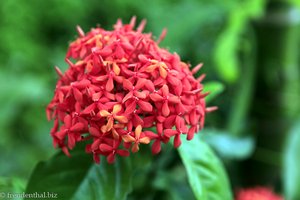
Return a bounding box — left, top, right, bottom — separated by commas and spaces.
227, 26, 257, 137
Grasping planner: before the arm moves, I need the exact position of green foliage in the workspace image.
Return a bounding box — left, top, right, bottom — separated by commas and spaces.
152, 166, 196, 200
25, 143, 152, 200
283, 120, 300, 200
214, 0, 265, 83
178, 134, 233, 200
0, 177, 25, 194
203, 129, 254, 160
203, 82, 225, 103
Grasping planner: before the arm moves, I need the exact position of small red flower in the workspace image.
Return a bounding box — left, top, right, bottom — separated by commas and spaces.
122, 125, 150, 153
236, 187, 284, 200
47, 17, 213, 164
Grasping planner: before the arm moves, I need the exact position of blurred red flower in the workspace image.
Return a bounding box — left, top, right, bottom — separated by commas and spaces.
47, 17, 212, 164
236, 187, 284, 200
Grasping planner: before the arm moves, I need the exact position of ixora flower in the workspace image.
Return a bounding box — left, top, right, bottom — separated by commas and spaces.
236, 187, 283, 200
46, 17, 215, 164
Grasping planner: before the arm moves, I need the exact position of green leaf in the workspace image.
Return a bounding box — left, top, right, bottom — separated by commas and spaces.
203, 81, 225, 103
214, 0, 265, 83
0, 177, 25, 193
203, 129, 255, 160
25, 143, 141, 200
178, 134, 233, 200
283, 120, 300, 200
153, 166, 196, 200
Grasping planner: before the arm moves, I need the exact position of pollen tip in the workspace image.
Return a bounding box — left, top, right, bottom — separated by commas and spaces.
200, 91, 210, 98
76, 25, 85, 37
197, 74, 206, 82
205, 106, 218, 113
130, 16, 137, 28
192, 63, 204, 74
65, 58, 74, 67
54, 66, 62, 73
137, 19, 147, 33
157, 28, 167, 44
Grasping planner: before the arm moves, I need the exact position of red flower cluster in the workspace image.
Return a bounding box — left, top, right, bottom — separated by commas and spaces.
47, 17, 212, 164
236, 187, 284, 200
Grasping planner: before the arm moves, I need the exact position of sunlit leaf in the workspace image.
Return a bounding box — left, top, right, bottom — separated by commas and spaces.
178, 134, 233, 200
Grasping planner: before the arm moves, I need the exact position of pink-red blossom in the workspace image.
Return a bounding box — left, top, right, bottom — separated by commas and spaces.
236, 187, 284, 200
47, 17, 212, 164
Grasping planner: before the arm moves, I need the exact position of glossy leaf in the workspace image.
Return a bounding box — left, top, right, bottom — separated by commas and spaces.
283, 120, 300, 200
203, 129, 254, 160
25, 143, 135, 200
178, 134, 233, 200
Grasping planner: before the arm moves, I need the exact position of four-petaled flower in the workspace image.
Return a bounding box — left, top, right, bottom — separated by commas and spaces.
99, 104, 128, 133
122, 125, 151, 153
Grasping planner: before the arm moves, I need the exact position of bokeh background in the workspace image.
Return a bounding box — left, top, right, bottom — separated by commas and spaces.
1, 0, 300, 199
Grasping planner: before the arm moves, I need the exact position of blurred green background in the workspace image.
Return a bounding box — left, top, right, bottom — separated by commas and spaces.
1, 0, 300, 198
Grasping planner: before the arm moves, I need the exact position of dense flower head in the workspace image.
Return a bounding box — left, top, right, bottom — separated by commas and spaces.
236, 187, 284, 200
47, 17, 213, 164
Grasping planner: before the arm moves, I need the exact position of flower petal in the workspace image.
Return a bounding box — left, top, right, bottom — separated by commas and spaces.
164, 129, 177, 137
152, 140, 161, 154
149, 93, 164, 102
122, 91, 133, 103
112, 104, 122, 114
187, 126, 196, 140
117, 149, 130, 157
132, 143, 139, 153
106, 118, 114, 132
106, 77, 114, 92
89, 127, 101, 137
68, 133, 76, 149
134, 91, 148, 99
100, 143, 113, 152
112, 62, 120, 75
122, 135, 135, 143
174, 134, 182, 148
135, 125, 142, 139
168, 96, 180, 104
114, 115, 128, 123
137, 100, 153, 112
70, 122, 85, 132
82, 103, 96, 115
99, 110, 111, 117
135, 78, 146, 89
139, 137, 151, 144
161, 85, 169, 96
125, 100, 136, 114
123, 79, 133, 90
162, 102, 170, 117
64, 115, 72, 128
93, 153, 100, 164
159, 66, 167, 78
143, 116, 155, 128
107, 153, 115, 164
